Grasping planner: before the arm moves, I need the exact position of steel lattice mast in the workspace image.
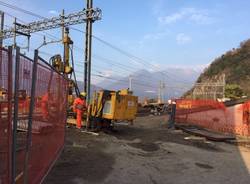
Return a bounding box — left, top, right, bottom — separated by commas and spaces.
1, 8, 102, 39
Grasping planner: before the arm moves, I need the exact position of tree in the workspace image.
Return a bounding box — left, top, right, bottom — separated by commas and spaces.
225, 84, 244, 100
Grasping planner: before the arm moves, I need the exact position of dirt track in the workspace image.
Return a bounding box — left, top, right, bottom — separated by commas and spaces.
44, 116, 250, 184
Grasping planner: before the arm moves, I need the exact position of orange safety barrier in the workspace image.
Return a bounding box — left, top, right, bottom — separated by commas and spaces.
0, 47, 12, 184
26, 57, 68, 184
0, 47, 68, 184
175, 99, 250, 137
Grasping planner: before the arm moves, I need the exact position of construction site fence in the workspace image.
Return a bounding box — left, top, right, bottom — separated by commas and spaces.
0, 46, 68, 184
175, 99, 250, 137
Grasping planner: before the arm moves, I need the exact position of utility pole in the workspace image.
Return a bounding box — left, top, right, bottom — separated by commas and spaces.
0, 11, 4, 88
222, 73, 226, 99
61, 9, 65, 43
129, 75, 132, 91
85, 0, 93, 103
0, 11, 4, 47
161, 81, 165, 103
84, 8, 89, 94
158, 81, 162, 103
13, 18, 17, 48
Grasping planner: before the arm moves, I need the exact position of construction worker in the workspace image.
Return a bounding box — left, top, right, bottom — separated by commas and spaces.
41, 92, 51, 120
168, 100, 176, 129
73, 92, 86, 129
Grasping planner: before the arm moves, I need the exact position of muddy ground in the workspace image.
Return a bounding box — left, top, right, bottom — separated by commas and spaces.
44, 116, 250, 184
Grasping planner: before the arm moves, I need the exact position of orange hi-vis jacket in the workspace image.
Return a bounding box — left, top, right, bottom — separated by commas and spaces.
73, 97, 86, 128
41, 93, 49, 119
73, 97, 86, 113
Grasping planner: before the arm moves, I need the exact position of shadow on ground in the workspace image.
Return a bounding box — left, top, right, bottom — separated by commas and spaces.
44, 130, 115, 184
44, 116, 250, 184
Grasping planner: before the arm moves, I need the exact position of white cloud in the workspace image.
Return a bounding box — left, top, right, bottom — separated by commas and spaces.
176, 33, 192, 45
152, 0, 165, 16
147, 62, 163, 72
190, 13, 214, 24
49, 10, 59, 15
147, 63, 208, 73
143, 32, 168, 41
138, 31, 169, 49
166, 64, 209, 74
158, 8, 215, 25
100, 70, 113, 77
145, 90, 156, 93
158, 12, 183, 24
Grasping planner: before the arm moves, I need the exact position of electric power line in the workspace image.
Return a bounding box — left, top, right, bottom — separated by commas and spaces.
71, 27, 194, 85
0, 0, 44, 19
0, 1, 194, 88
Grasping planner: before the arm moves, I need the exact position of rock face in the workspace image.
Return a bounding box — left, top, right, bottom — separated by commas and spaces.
184, 39, 250, 99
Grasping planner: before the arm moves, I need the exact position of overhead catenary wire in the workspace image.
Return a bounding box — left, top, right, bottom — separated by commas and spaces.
91, 73, 188, 92
0, 0, 194, 85
0, 0, 44, 19
91, 73, 157, 89
0, 1, 194, 90
74, 54, 185, 86
90, 70, 189, 90
71, 27, 195, 85
0, 1, 164, 92
75, 63, 163, 86
92, 55, 167, 82
75, 58, 191, 89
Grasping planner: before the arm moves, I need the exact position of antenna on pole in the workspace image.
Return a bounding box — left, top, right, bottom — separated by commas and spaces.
129, 75, 132, 91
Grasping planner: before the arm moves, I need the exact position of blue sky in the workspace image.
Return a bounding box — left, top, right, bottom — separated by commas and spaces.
2, 0, 250, 83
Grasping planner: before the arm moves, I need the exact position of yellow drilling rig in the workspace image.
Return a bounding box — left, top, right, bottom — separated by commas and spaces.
51, 28, 138, 129
88, 89, 138, 129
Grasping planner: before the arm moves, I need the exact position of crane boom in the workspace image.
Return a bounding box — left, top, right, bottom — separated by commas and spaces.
2, 8, 102, 39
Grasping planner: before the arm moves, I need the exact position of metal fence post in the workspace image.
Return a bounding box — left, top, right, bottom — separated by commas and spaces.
11, 46, 20, 184
23, 49, 38, 184
7, 46, 13, 183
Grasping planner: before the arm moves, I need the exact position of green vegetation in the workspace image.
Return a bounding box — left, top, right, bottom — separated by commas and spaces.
225, 84, 244, 100
185, 39, 250, 99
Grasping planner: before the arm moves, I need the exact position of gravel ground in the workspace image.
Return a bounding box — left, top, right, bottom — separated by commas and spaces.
43, 116, 250, 184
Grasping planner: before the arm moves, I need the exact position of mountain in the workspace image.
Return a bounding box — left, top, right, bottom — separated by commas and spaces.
96, 68, 201, 101
183, 39, 250, 99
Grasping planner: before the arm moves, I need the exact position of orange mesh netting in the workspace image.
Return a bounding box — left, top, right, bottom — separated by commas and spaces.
0, 48, 12, 184
0, 47, 68, 184
175, 99, 250, 136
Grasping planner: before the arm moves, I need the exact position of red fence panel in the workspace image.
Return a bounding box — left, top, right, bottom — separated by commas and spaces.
0, 47, 68, 184
0, 48, 12, 184
26, 57, 68, 184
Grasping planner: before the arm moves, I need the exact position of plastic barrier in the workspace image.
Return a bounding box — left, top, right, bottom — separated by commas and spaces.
175, 99, 250, 137
0, 47, 12, 184
0, 47, 68, 184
